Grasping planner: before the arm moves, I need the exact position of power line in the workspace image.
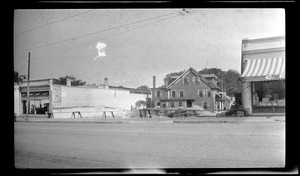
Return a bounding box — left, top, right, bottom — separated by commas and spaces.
14, 9, 96, 36
14, 11, 179, 54
32, 13, 181, 60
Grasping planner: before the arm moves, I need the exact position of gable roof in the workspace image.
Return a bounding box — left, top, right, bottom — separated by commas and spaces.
166, 67, 220, 90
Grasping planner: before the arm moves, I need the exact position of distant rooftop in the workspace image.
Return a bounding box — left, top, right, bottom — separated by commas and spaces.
199, 74, 217, 78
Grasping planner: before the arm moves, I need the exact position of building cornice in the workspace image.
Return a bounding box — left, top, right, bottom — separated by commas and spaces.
242, 47, 285, 55
242, 36, 285, 44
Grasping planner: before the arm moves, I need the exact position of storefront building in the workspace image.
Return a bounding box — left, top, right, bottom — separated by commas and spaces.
239, 36, 285, 115
15, 78, 150, 118
18, 79, 53, 116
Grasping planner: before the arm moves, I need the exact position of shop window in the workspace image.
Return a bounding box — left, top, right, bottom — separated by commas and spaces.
252, 80, 285, 107
162, 103, 167, 108
170, 102, 175, 107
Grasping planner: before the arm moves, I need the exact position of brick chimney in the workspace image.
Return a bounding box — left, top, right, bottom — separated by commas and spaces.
104, 78, 109, 89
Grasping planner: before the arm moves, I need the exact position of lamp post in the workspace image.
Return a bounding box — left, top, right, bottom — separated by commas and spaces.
26, 52, 30, 120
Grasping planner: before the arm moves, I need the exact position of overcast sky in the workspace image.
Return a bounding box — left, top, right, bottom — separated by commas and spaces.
14, 8, 285, 88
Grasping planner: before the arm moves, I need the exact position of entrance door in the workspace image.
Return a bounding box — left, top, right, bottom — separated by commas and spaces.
186, 100, 193, 107
22, 100, 26, 114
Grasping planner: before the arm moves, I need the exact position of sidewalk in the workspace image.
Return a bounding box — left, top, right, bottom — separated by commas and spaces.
15, 115, 285, 124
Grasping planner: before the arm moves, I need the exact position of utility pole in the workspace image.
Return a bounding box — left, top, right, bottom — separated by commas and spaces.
26, 52, 30, 120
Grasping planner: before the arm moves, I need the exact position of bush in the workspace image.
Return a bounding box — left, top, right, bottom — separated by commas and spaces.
225, 108, 246, 117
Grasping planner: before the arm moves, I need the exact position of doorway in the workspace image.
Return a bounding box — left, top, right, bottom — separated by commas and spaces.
186, 100, 193, 107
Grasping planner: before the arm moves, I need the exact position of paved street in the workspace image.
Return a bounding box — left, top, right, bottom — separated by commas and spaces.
14, 121, 285, 169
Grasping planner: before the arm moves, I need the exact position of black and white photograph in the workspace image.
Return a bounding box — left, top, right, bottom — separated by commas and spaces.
13, 4, 292, 174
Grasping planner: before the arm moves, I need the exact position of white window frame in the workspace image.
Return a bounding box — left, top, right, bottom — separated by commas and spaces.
183, 77, 190, 85
203, 90, 208, 97
193, 77, 200, 85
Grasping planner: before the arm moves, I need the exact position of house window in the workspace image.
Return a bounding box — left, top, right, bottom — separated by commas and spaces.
170, 101, 175, 107
156, 101, 161, 107
162, 103, 167, 108
207, 90, 211, 97
183, 77, 190, 85
171, 90, 176, 98
193, 77, 200, 85
198, 90, 202, 97
203, 90, 208, 97
156, 90, 161, 98
198, 90, 211, 98
178, 101, 183, 107
203, 102, 209, 110
179, 90, 184, 97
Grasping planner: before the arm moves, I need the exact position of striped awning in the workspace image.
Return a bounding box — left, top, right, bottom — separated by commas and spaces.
240, 57, 285, 82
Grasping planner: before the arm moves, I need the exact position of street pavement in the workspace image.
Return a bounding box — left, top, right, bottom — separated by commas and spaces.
15, 115, 285, 124
14, 117, 285, 169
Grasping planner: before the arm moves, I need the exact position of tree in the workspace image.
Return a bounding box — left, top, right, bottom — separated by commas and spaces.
52, 75, 86, 86
136, 85, 150, 91
14, 71, 23, 84
163, 70, 184, 87
224, 69, 242, 97
198, 68, 226, 88
199, 68, 242, 97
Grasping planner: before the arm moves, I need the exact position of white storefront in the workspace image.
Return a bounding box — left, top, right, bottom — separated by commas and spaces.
239, 36, 285, 115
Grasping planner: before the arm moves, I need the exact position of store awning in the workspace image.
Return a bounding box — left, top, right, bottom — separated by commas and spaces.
240, 57, 285, 82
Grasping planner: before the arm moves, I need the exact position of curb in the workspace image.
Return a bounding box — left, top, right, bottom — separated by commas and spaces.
174, 120, 234, 123
15, 116, 285, 124
15, 120, 125, 124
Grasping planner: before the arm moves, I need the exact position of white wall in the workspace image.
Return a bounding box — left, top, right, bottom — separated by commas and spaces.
14, 84, 22, 116
242, 36, 285, 51
242, 82, 252, 115
51, 85, 148, 118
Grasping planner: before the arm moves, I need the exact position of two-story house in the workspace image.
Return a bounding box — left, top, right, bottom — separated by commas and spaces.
151, 68, 221, 112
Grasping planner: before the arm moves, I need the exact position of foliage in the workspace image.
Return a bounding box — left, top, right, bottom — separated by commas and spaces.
163, 70, 184, 87
224, 69, 243, 97
199, 68, 242, 97
52, 75, 86, 86
14, 71, 23, 84
136, 85, 150, 91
